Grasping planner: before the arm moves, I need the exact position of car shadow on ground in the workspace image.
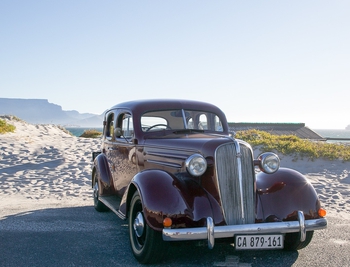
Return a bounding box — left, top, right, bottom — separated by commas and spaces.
0, 206, 298, 267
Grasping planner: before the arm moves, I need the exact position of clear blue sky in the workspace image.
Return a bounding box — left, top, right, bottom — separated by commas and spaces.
1, 1, 349, 129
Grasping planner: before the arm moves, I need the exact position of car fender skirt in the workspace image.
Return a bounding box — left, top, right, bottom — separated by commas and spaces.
256, 168, 321, 221
131, 170, 217, 231
94, 153, 113, 192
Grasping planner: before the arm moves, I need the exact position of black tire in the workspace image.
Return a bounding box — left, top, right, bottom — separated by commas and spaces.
129, 191, 168, 264
93, 174, 109, 212
284, 231, 314, 250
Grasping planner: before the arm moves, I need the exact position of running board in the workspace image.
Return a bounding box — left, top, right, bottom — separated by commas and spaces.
99, 196, 126, 220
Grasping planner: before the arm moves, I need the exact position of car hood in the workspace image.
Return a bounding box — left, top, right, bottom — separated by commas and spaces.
142, 133, 235, 157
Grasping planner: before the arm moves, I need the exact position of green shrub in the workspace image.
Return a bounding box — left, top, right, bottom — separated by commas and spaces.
79, 129, 102, 138
0, 119, 16, 134
236, 129, 350, 161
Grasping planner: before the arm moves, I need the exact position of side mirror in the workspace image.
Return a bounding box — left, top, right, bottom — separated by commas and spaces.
115, 127, 122, 138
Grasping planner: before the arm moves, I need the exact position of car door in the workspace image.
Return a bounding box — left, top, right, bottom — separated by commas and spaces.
107, 111, 139, 197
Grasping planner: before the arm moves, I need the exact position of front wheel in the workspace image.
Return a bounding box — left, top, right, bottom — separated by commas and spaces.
129, 191, 168, 264
284, 231, 314, 250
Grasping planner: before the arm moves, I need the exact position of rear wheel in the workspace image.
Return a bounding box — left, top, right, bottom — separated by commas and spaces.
284, 231, 314, 250
93, 174, 108, 212
129, 191, 168, 264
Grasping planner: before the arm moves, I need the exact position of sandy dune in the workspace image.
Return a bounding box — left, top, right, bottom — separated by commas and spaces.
0, 117, 100, 215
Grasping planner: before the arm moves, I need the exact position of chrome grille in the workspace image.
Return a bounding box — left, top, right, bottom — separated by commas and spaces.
215, 142, 256, 225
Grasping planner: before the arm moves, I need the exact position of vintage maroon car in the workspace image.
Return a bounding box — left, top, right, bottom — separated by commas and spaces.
92, 99, 327, 263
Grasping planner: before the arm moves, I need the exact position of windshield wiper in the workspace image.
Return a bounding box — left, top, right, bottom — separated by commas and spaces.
173, 129, 205, 134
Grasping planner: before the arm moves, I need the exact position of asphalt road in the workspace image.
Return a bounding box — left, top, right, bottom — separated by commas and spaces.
0, 206, 349, 267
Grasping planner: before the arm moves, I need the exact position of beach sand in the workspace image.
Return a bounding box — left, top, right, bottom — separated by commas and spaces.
0, 116, 349, 219
0, 116, 100, 217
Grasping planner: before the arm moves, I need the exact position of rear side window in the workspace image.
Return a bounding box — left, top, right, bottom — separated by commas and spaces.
121, 115, 134, 138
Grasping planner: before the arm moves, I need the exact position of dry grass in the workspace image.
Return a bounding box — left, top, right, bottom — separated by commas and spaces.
0, 118, 16, 134
79, 129, 102, 138
236, 129, 350, 161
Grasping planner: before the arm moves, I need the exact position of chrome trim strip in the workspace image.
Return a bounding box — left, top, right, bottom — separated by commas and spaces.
233, 140, 245, 224
298, 211, 306, 242
162, 216, 327, 249
145, 160, 182, 168
146, 151, 188, 160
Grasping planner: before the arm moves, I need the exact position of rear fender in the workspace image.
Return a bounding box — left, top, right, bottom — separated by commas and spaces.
256, 167, 321, 222
93, 153, 115, 196
121, 170, 222, 232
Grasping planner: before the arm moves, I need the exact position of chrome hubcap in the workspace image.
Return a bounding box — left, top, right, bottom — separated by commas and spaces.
133, 212, 145, 237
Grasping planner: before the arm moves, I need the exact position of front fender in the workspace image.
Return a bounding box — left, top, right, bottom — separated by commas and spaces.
93, 153, 114, 196
256, 167, 321, 222
122, 170, 223, 232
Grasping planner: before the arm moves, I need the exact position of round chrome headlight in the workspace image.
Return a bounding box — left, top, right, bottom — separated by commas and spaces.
185, 154, 207, 177
258, 152, 280, 174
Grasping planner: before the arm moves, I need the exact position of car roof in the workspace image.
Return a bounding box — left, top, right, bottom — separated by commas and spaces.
106, 99, 229, 134
109, 99, 224, 114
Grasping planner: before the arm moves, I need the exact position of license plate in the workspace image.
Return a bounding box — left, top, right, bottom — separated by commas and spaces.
235, 234, 284, 250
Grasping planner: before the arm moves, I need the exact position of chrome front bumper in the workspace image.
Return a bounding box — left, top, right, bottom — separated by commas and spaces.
162, 211, 327, 249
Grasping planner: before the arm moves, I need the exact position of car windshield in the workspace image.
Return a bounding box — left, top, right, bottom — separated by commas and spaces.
141, 109, 223, 132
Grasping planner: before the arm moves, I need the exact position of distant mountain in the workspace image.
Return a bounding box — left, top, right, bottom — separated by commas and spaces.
64, 110, 96, 120
0, 98, 103, 127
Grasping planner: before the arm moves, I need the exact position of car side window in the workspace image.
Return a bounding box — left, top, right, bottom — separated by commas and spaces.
116, 113, 134, 138
105, 113, 114, 140
122, 114, 134, 138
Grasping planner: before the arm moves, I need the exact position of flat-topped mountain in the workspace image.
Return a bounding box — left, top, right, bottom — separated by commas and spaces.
0, 98, 103, 127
